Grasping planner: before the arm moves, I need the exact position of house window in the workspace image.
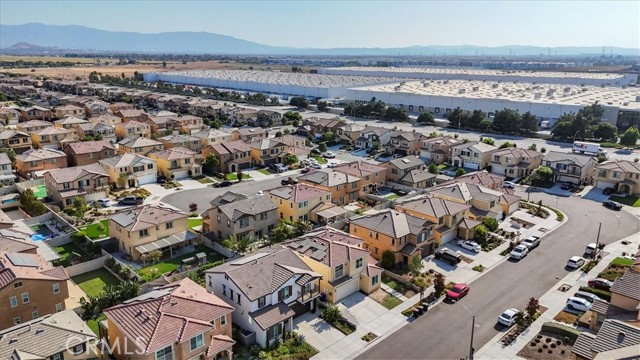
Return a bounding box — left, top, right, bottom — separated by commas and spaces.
230, 289, 234, 299
22, 292, 29, 304
258, 296, 266, 308
335, 264, 344, 278
268, 324, 282, 340
9, 296, 17, 308
139, 229, 149, 237
239, 218, 249, 228
372, 275, 379, 285
237, 294, 241, 305
277, 286, 292, 301
32, 311, 39, 320
13, 317, 20, 325
166, 222, 173, 229
260, 213, 268, 220
14, 281, 22, 288
222, 284, 226, 296
73, 344, 85, 355
189, 334, 204, 351
52, 283, 60, 294
55, 303, 63, 312
220, 314, 227, 326
155, 345, 173, 360
356, 258, 363, 268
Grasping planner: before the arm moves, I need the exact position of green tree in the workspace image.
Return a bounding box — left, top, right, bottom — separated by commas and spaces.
0, 148, 16, 165
433, 273, 446, 297
318, 142, 328, 153
551, 114, 578, 140
371, 140, 381, 151
417, 112, 435, 125
478, 119, 493, 131
428, 163, 438, 174
447, 107, 470, 129
73, 197, 88, 217
408, 255, 424, 277
540, 147, 547, 153
499, 141, 515, 149
272, 222, 292, 243
383, 107, 408, 121
413, 276, 431, 301
292, 119, 300, 127
148, 249, 162, 264
211, 119, 222, 129
321, 131, 336, 143
528, 143, 537, 151
289, 97, 309, 109
235, 236, 253, 254
474, 224, 488, 242
19, 189, 47, 216
203, 154, 220, 175
525, 297, 540, 320
454, 168, 466, 178
236, 169, 243, 182
293, 220, 311, 237
520, 111, 538, 135
593, 123, 618, 142
482, 217, 499, 232
283, 154, 298, 166
321, 305, 341, 323
283, 111, 302, 123
468, 110, 487, 130
492, 108, 522, 134
380, 250, 395, 269
317, 101, 328, 111
535, 166, 554, 182
480, 137, 495, 146
620, 127, 639, 147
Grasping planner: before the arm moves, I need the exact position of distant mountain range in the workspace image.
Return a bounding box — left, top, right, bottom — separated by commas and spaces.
1, 23, 639, 56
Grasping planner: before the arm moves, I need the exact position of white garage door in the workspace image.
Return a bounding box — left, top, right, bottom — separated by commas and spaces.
596, 180, 615, 189
558, 175, 579, 184
419, 150, 432, 162
136, 173, 157, 186
464, 161, 481, 170
173, 170, 189, 179
334, 276, 360, 302
440, 229, 457, 244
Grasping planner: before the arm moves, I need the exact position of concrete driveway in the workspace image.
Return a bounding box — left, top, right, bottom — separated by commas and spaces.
294, 312, 346, 352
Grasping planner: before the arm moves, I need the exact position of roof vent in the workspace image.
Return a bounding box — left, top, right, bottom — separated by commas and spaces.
9, 338, 18, 344
36, 328, 45, 335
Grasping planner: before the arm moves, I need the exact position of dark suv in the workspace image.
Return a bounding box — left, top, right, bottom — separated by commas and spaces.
118, 196, 144, 205
434, 248, 462, 266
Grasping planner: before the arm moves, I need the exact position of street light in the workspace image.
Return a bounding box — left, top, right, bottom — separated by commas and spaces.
573, 130, 581, 143
584, 214, 602, 254
460, 304, 476, 360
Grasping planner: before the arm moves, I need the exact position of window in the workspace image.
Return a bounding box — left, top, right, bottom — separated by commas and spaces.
13, 317, 20, 325
9, 296, 17, 308
55, 303, 63, 312
222, 284, 226, 296
155, 345, 172, 360
32, 311, 39, 320
220, 314, 227, 326
239, 218, 249, 228
335, 264, 344, 278
260, 212, 268, 220
356, 258, 363, 268
277, 286, 292, 301
22, 292, 29, 304
52, 283, 60, 294
237, 294, 241, 305
372, 275, 379, 285
258, 296, 266, 308
189, 334, 204, 351
73, 344, 85, 355
166, 222, 173, 229
230, 289, 234, 299
14, 281, 22, 288
139, 229, 149, 237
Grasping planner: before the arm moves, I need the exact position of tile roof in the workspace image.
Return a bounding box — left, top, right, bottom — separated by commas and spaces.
491, 146, 541, 159
65, 140, 115, 155
350, 209, 433, 238
159, 134, 201, 144
117, 109, 146, 118
209, 191, 249, 206
104, 278, 233, 355
99, 153, 155, 168
206, 335, 236, 357
17, 119, 53, 128
118, 120, 148, 129
193, 128, 233, 140
78, 122, 114, 132
0, 228, 37, 253
209, 140, 251, 155
206, 248, 319, 301
423, 135, 463, 147
234, 127, 267, 136
611, 269, 640, 301
299, 169, 361, 187
430, 182, 504, 203
388, 156, 425, 170
572, 332, 596, 359
118, 137, 163, 149
0, 152, 11, 165
110, 204, 187, 231
333, 161, 385, 178
396, 195, 471, 218
250, 302, 296, 331
16, 148, 66, 162
399, 168, 437, 184
33, 127, 72, 136
544, 150, 597, 167
54, 116, 88, 125
45, 163, 108, 183
0, 130, 30, 140
148, 147, 196, 161
588, 319, 640, 357
0, 310, 96, 360
453, 170, 504, 189
216, 196, 277, 221
0, 251, 69, 290
284, 227, 367, 267
597, 159, 640, 174
89, 114, 121, 124
268, 183, 332, 202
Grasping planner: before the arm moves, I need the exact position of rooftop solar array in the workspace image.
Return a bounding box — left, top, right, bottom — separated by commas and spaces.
6, 252, 39, 267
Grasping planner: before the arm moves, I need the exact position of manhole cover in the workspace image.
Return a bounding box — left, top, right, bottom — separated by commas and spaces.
557, 284, 572, 292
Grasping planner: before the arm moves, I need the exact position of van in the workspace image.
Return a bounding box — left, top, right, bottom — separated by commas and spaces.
434, 248, 462, 266
585, 243, 597, 256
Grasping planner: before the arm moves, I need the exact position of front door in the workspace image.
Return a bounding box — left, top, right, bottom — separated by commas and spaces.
128, 179, 136, 188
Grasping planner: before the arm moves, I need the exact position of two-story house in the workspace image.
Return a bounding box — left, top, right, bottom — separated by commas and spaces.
0, 153, 15, 185
489, 147, 542, 179
586, 268, 640, 333
203, 195, 277, 241
54, 104, 84, 118
333, 161, 387, 194
159, 134, 204, 157
594, 159, 640, 195
44, 163, 110, 206
205, 248, 322, 348
452, 170, 506, 191
115, 120, 151, 139
284, 227, 383, 303
203, 140, 253, 174
268, 183, 332, 223
429, 182, 518, 221
336, 124, 365, 145
115, 109, 146, 123
247, 110, 282, 128
118, 137, 164, 155
349, 209, 435, 268
20, 106, 51, 121
385, 156, 426, 184
53, 116, 89, 135
104, 278, 235, 360
298, 169, 362, 206
77, 122, 116, 142
0, 130, 32, 154
83, 100, 110, 117
419, 136, 464, 165
15, 148, 67, 178
64, 140, 116, 166
543, 151, 598, 185
193, 128, 234, 146
451, 141, 496, 170
89, 113, 122, 126
572, 319, 640, 360
110, 102, 135, 113
386, 131, 426, 157
0, 107, 22, 125
109, 204, 194, 261
397, 168, 438, 189
16, 119, 53, 134
355, 126, 392, 149
304, 117, 345, 137
100, 153, 157, 189
31, 126, 77, 150
0, 251, 70, 329
147, 147, 202, 179
232, 127, 268, 142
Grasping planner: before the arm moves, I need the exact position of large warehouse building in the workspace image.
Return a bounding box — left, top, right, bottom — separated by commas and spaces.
319, 66, 639, 87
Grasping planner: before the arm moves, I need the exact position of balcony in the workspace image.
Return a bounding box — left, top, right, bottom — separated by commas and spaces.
297, 288, 320, 304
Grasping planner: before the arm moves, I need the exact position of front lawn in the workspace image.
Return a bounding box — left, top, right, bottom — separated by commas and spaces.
197, 177, 214, 184
609, 195, 640, 207
137, 245, 223, 278
187, 218, 203, 230
78, 219, 109, 240
257, 168, 271, 175
226, 173, 251, 181
381, 294, 403, 309
86, 313, 106, 336
72, 268, 121, 297
598, 256, 634, 281
313, 156, 327, 164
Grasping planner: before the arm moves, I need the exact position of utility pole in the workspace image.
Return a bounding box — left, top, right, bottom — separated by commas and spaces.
595, 221, 602, 254
461, 304, 475, 360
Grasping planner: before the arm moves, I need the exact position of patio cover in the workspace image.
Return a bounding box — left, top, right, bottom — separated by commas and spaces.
316, 206, 348, 219
135, 230, 197, 254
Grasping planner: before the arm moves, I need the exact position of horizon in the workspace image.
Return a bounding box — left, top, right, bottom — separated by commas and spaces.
1, 0, 639, 49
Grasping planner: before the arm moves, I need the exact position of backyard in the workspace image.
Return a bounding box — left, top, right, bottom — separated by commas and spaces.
86, 313, 106, 336
78, 219, 110, 240
137, 245, 224, 279
72, 268, 121, 297
54, 242, 88, 266
369, 288, 403, 310
187, 218, 203, 230
609, 195, 640, 207
381, 274, 417, 298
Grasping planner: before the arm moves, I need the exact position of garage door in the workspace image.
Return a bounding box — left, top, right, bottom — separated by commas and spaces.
334, 276, 360, 302
419, 150, 432, 162
440, 229, 456, 244
464, 161, 480, 170
173, 170, 189, 179
136, 173, 157, 186
558, 175, 579, 184
596, 180, 615, 189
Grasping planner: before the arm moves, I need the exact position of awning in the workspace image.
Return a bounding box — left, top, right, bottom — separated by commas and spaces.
134, 231, 197, 254
316, 206, 348, 219
250, 302, 295, 331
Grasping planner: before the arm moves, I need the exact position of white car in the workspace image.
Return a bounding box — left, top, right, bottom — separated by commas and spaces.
503, 181, 517, 189
256, 191, 264, 196
327, 162, 338, 168
457, 240, 481, 253
566, 297, 591, 312
522, 236, 541, 250
309, 163, 322, 169
566, 256, 585, 269
497, 308, 520, 327
322, 152, 336, 159
96, 198, 112, 208
573, 291, 602, 304
510, 244, 529, 260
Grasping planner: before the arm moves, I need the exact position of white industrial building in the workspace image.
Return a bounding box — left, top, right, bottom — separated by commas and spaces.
319, 67, 639, 87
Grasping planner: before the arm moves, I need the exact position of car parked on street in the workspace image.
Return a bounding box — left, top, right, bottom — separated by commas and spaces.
322, 152, 336, 159
566, 297, 591, 312
327, 162, 338, 168
300, 167, 311, 173
434, 248, 462, 266
566, 256, 586, 269
584, 243, 597, 256
309, 163, 322, 169
446, 283, 470, 301
588, 278, 613, 291
214, 181, 233, 188
456, 240, 481, 253
602, 201, 622, 211
118, 196, 143, 205
521, 236, 541, 250
281, 177, 298, 186
510, 244, 529, 260
503, 181, 516, 189
573, 291, 602, 304
497, 308, 520, 327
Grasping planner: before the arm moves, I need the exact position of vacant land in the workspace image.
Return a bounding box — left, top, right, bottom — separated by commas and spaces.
72, 268, 121, 297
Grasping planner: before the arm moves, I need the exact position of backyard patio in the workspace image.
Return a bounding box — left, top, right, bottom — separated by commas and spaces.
78, 219, 110, 240
136, 244, 224, 280
71, 268, 121, 297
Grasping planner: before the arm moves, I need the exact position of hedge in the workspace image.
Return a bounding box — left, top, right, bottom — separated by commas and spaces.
541, 322, 582, 344
578, 286, 612, 301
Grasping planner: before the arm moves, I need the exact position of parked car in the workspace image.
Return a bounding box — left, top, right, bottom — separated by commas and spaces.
603, 201, 622, 211
584, 243, 597, 256
434, 248, 462, 266
602, 187, 615, 195
327, 162, 338, 168
301, 159, 311, 166
281, 177, 298, 186
96, 198, 113, 208
322, 151, 336, 159
214, 181, 233, 188
521, 236, 541, 250
503, 181, 516, 189
510, 244, 529, 260
275, 164, 289, 173
446, 283, 470, 301
497, 308, 520, 327
588, 278, 613, 291
309, 163, 322, 169
300, 167, 311, 174
573, 291, 602, 304
456, 240, 481, 253
256, 190, 264, 196
561, 183, 574, 190
566, 297, 591, 312
366, 147, 375, 154
566, 256, 586, 269
118, 196, 143, 205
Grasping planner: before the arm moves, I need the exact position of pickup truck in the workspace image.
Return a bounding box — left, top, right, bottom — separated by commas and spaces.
521, 235, 541, 250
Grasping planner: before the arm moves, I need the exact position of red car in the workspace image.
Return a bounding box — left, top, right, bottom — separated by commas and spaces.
446, 283, 470, 301
588, 278, 613, 291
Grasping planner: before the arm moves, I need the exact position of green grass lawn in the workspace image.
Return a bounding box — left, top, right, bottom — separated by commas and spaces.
78, 219, 109, 240
187, 218, 203, 230
437, 164, 448, 170
86, 313, 106, 336
72, 268, 121, 297
137, 245, 224, 277
381, 294, 403, 310
32, 185, 47, 199
609, 195, 640, 207
226, 173, 251, 181
197, 177, 213, 184
54, 242, 86, 263
313, 156, 327, 164
610, 257, 634, 266
257, 168, 271, 175
386, 194, 400, 201
598, 257, 634, 281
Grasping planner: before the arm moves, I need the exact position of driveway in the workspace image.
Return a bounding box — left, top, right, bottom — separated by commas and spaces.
294, 312, 346, 352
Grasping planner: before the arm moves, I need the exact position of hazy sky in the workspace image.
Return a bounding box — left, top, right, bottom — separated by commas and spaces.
1, 0, 639, 49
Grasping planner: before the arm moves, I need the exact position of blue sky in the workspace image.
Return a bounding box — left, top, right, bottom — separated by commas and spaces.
1, 0, 638, 49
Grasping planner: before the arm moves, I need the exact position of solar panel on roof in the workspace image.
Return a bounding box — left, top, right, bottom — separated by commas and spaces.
6, 253, 38, 267
229, 252, 270, 265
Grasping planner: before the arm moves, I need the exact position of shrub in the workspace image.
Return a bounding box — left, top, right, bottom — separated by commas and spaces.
381, 250, 395, 269
538, 348, 543, 353
321, 305, 341, 323
113, 263, 122, 274
96, 223, 105, 232
105, 258, 116, 268
482, 217, 499, 232
541, 322, 582, 344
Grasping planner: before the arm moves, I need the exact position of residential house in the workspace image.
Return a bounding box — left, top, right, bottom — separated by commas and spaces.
489, 147, 542, 179
232, 127, 268, 142
397, 168, 438, 189
572, 319, 640, 360
429, 182, 520, 220
298, 169, 362, 205
89, 113, 122, 126
104, 278, 235, 360
148, 147, 202, 179
208, 191, 248, 208
99, 153, 157, 188
54, 104, 84, 118
587, 268, 640, 332
77, 122, 116, 142
420, 136, 464, 165
336, 124, 365, 145
159, 134, 204, 157
268, 183, 332, 223
109, 204, 193, 261
118, 137, 164, 155
230, 109, 259, 126
115, 120, 151, 139
170, 114, 206, 134
451, 141, 496, 170
386, 131, 426, 157
20, 106, 51, 121
395, 194, 472, 244
0, 310, 97, 359
0, 130, 32, 154
193, 128, 234, 146
54, 116, 89, 134
248, 110, 282, 128
0, 153, 15, 184
249, 137, 304, 167
31, 126, 77, 149
594, 160, 640, 195
16, 119, 53, 133
15, 148, 67, 178
64, 140, 116, 166
202, 195, 277, 241
304, 117, 345, 137
115, 109, 146, 122
83, 100, 110, 117
333, 161, 387, 194
44, 163, 110, 206
203, 140, 252, 173
453, 170, 506, 191
109, 102, 134, 113
0, 107, 22, 125
355, 126, 392, 149
205, 248, 322, 348
284, 227, 383, 303
385, 156, 426, 183
542, 151, 598, 185
349, 209, 435, 267
0, 251, 70, 329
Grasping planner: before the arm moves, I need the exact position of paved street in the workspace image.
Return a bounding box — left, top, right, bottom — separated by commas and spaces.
355, 193, 640, 360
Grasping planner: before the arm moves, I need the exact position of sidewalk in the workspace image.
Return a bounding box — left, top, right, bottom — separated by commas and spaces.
475, 230, 640, 360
